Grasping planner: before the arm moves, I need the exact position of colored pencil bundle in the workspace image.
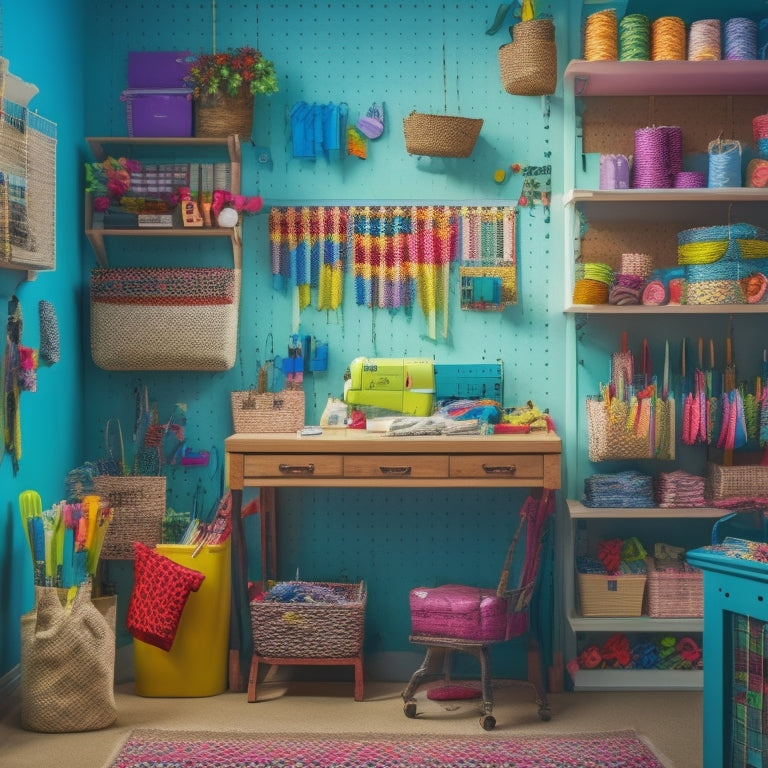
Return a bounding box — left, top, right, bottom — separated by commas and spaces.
19, 490, 113, 588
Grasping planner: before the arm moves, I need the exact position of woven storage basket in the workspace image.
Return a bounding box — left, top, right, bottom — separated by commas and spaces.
251, 581, 366, 658
512, 18, 556, 43
644, 557, 703, 618
90, 267, 240, 371
231, 389, 305, 433
92, 475, 166, 560
586, 396, 675, 461
577, 572, 647, 617
708, 462, 768, 500
498, 33, 558, 96
403, 112, 483, 158
195, 91, 254, 138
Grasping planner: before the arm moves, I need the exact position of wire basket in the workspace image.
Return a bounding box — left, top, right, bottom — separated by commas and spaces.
403, 112, 483, 158
250, 581, 366, 658
230, 389, 305, 433
578, 572, 647, 617
644, 557, 703, 618
194, 91, 254, 138
92, 475, 166, 560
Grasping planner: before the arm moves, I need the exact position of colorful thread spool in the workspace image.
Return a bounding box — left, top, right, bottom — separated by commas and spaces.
724, 17, 757, 60
674, 171, 706, 189
584, 9, 618, 61
619, 14, 650, 61
707, 139, 742, 188
599, 154, 630, 189
651, 17, 686, 61
633, 126, 672, 188
688, 19, 721, 60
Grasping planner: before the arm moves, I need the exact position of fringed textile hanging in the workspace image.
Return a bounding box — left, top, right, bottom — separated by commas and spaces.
269, 206, 349, 311
458, 206, 518, 311
352, 205, 457, 339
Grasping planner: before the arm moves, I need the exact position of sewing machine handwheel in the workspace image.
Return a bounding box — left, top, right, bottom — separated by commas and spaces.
480, 714, 496, 730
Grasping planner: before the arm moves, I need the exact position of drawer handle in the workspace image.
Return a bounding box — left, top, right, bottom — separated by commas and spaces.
278, 463, 315, 475
379, 466, 412, 476
482, 463, 516, 475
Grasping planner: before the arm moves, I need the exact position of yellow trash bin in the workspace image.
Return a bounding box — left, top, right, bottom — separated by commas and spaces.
133, 541, 231, 697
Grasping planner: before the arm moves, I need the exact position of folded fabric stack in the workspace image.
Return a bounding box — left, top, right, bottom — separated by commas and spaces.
655, 470, 707, 507
582, 470, 655, 507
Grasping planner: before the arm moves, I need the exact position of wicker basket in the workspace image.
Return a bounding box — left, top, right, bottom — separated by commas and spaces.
403, 112, 483, 158
498, 28, 558, 96
90, 267, 240, 371
230, 389, 305, 433
251, 581, 366, 658
708, 462, 768, 500
195, 91, 254, 138
92, 475, 166, 560
577, 572, 647, 617
644, 557, 703, 618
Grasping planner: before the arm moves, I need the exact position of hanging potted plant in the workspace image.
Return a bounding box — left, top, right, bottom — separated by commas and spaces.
185, 46, 278, 138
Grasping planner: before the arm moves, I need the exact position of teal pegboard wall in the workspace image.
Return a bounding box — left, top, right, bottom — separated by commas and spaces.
82, 0, 566, 679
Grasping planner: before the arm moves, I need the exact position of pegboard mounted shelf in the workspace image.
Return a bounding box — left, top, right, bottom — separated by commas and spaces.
84, 135, 242, 267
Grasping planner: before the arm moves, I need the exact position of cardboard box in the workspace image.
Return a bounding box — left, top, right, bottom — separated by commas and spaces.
123, 88, 193, 137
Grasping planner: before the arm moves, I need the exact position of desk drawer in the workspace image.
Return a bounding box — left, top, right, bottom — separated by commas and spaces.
450, 454, 543, 480
243, 454, 343, 479
344, 454, 449, 479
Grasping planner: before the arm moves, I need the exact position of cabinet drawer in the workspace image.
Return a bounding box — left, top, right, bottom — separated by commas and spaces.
344, 454, 449, 479
243, 454, 343, 479
449, 454, 543, 480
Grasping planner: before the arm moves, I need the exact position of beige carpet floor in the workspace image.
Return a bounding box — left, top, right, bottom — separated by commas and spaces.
0, 679, 700, 768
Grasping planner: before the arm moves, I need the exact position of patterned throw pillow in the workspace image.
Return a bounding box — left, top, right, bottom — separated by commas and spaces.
126, 542, 205, 651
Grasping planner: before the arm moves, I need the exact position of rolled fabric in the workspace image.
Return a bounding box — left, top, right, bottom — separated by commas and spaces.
642, 279, 667, 305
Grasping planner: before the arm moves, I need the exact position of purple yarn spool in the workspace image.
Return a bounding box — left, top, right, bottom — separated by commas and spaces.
664, 126, 683, 174
632, 127, 672, 188
725, 17, 757, 60
673, 171, 706, 188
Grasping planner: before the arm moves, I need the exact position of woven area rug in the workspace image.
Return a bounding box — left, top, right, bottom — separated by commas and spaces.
108, 729, 668, 767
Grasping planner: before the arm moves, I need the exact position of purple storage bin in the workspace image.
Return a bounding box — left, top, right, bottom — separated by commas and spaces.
128, 51, 192, 88
122, 89, 193, 137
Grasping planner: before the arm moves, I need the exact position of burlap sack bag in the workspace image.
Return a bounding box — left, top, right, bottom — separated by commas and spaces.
20, 582, 117, 732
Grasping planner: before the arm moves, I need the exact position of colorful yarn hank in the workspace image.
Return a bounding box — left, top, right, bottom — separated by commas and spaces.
584, 9, 618, 61
651, 16, 686, 61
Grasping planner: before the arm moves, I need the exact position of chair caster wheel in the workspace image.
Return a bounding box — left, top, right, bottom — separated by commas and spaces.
404, 701, 417, 719
538, 706, 551, 721
480, 714, 496, 730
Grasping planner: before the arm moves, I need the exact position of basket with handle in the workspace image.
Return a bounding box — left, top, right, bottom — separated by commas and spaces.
498, 19, 558, 96
230, 388, 305, 433
403, 112, 483, 158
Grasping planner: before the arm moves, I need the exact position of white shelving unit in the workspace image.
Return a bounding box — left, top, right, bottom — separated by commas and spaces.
84, 135, 243, 267
561, 55, 768, 690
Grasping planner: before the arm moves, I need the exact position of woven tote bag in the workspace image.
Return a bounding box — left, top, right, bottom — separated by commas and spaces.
90, 267, 241, 371
20, 582, 117, 732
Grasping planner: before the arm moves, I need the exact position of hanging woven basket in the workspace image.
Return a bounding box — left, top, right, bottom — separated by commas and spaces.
499, 19, 558, 96
194, 91, 254, 138
402, 112, 483, 158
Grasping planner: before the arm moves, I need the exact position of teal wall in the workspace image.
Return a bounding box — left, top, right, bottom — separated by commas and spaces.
0, 1, 85, 677
1, 0, 568, 681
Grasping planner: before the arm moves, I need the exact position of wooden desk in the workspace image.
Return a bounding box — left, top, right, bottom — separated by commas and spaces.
224, 430, 562, 694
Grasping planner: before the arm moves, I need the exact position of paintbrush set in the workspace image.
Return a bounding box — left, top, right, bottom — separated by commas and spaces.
19, 490, 113, 588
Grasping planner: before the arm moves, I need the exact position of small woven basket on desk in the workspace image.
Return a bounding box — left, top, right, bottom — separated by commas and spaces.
403, 112, 483, 158
250, 581, 366, 658
230, 389, 305, 433
644, 557, 703, 618
92, 475, 166, 560
195, 91, 254, 138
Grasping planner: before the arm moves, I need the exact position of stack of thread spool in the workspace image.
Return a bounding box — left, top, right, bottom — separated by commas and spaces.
572, 262, 614, 304
632, 126, 682, 188
609, 252, 653, 305
748, 113, 768, 187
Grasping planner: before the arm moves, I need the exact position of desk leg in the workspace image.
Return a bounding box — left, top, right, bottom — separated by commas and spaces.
229, 487, 253, 692
260, 486, 277, 582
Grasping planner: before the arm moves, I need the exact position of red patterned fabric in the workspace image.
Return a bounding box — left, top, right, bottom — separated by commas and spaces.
126, 542, 205, 651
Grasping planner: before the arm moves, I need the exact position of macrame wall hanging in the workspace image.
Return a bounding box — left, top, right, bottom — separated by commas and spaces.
458, 206, 517, 311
